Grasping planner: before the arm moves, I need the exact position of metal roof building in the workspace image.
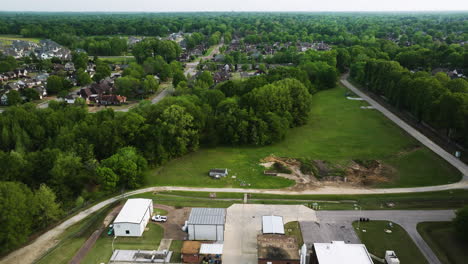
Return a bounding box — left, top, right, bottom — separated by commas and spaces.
262, 215, 285, 234
113, 199, 153, 237
187, 208, 226, 241
312, 241, 374, 264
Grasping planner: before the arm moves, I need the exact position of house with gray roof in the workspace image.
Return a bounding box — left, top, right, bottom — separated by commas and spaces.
187, 208, 226, 241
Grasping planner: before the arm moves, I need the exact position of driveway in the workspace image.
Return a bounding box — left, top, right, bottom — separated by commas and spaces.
223, 204, 317, 264
316, 210, 455, 264
300, 221, 360, 244
153, 204, 190, 240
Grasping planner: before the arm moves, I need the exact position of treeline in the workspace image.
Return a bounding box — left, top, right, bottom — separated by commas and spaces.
0, 66, 319, 253
351, 59, 468, 147
0, 182, 62, 254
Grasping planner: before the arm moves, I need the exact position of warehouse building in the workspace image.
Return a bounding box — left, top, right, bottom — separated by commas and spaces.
187, 208, 226, 241
113, 198, 153, 237
311, 241, 373, 264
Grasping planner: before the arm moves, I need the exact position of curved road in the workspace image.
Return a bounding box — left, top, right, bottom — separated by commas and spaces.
2, 76, 468, 264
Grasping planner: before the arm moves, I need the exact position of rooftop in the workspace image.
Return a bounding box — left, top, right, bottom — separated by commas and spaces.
199, 243, 224, 255
113, 199, 152, 224
188, 208, 226, 225
313, 241, 374, 264
257, 234, 299, 260
262, 215, 285, 234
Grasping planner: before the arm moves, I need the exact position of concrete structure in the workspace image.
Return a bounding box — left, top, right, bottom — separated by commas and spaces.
223, 204, 317, 264
188, 208, 226, 241
311, 241, 373, 264
262, 215, 285, 234
385, 251, 400, 264
181, 241, 201, 263
257, 234, 300, 264
109, 249, 172, 263
113, 199, 153, 237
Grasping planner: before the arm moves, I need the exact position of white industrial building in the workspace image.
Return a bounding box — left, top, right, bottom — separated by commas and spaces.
311, 241, 374, 264
262, 215, 285, 234
187, 208, 226, 241
113, 199, 153, 237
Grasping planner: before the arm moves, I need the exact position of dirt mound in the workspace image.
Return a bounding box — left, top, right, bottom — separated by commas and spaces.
345, 160, 390, 185
260, 155, 392, 188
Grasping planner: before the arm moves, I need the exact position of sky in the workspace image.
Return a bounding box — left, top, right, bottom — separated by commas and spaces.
2, 0, 468, 12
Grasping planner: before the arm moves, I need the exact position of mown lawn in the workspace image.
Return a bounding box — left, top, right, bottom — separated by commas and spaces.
417, 222, 468, 264
36, 204, 116, 264
82, 223, 164, 264
353, 221, 427, 264
0, 34, 41, 44
146, 86, 460, 189
284, 221, 304, 247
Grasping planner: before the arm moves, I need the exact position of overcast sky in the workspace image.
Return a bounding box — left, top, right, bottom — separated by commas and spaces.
2, 0, 468, 12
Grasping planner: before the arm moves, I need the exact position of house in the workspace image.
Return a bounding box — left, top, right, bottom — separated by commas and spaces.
257, 234, 300, 264
0, 93, 8, 105
109, 249, 172, 263
99, 94, 127, 105
262, 215, 285, 234
310, 241, 373, 264
34, 86, 47, 99
64, 62, 75, 72
187, 208, 226, 241
209, 168, 228, 178
182, 241, 202, 263
113, 199, 153, 237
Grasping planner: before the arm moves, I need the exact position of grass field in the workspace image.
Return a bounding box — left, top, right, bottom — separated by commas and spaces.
284, 221, 304, 247
0, 34, 41, 44
353, 221, 427, 264
147, 86, 461, 189
170, 240, 183, 262
417, 222, 468, 264
36, 204, 116, 264
82, 223, 164, 263
131, 189, 468, 210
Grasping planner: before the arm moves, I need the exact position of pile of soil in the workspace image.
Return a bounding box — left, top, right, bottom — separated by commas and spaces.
260, 155, 392, 187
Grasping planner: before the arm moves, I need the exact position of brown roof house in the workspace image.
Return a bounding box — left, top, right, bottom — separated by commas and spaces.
257, 234, 300, 264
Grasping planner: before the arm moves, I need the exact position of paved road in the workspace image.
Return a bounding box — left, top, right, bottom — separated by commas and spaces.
316, 210, 455, 264
184, 43, 223, 77
341, 76, 468, 179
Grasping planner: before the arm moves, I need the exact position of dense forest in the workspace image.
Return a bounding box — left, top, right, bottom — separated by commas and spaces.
0, 12, 467, 254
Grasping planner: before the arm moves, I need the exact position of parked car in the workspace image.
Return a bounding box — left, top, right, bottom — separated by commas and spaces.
181, 220, 188, 232
107, 224, 114, 236
151, 215, 167, 222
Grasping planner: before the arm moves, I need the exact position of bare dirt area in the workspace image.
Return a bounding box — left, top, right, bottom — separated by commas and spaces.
260, 155, 392, 191
153, 204, 190, 240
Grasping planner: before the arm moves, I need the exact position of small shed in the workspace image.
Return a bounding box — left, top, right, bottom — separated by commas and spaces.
262, 215, 285, 234
187, 208, 226, 241
113, 199, 153, 237
209, 168, 228, 178
181, 241, 201, 263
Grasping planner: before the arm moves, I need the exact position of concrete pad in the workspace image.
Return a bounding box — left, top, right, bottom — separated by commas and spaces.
223, 204, 317, 264
300, 221, 360, 244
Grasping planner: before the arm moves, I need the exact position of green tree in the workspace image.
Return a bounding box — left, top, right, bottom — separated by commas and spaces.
76, 68, 92, 86
6, 90, 22, 106
34, 184, 62, 229
101, 147, 147, 189
93, 60, 111, 82
172, 70, 187, 88
0, 182, 34, 254
46, 75, 65, 94
96, 167, 119, 192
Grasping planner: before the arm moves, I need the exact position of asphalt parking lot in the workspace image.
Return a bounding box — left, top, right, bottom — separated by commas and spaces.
300, 221, 360, 244
223, 204, 317, 264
